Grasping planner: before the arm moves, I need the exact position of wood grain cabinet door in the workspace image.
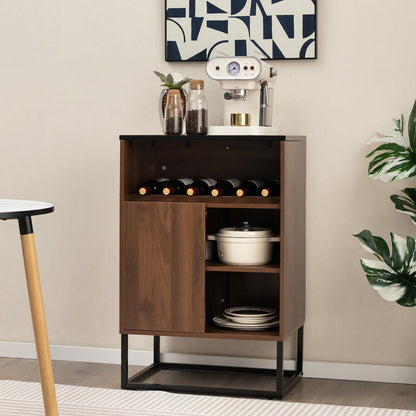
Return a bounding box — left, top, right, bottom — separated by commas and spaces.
120, 201, 206, 333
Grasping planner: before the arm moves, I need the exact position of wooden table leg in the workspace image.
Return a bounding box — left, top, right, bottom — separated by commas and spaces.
20, 217, 58, 416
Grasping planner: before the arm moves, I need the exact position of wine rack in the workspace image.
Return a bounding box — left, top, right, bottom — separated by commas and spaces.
119, 134, 306, 398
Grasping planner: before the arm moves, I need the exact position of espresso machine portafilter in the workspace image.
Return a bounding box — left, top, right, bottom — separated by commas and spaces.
206, 56, 278, 135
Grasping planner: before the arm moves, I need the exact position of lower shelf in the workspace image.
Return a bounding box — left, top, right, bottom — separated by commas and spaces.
121, 328, 304, 399
205, 260, 280, 273
123, 362, 301, 399
121, 324, 280, 341
204, 323, 279, 341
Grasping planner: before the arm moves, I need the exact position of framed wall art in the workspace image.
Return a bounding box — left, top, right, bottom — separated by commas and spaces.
165, 0, 316, 61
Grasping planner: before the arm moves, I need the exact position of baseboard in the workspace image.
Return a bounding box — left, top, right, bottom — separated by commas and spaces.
1, 341, 415, 385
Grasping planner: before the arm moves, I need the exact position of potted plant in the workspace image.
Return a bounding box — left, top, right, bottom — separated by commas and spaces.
154, 71, 191, 126
354, 100, 416, 306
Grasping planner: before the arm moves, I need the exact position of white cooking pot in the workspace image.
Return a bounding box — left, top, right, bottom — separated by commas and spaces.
207, 223, 280, 266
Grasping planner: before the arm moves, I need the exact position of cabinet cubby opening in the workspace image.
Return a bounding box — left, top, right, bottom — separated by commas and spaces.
205, 207, 281, 266
205, 271, 280, 337
122, 138, 281, 200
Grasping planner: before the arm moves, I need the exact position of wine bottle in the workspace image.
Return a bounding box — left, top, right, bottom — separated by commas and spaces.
236, 179, 265, 197
138, 178, 170, 195
162, 178, 193, 195
186, 178, 217, 196
211, 178, 241, 197
261, 179, 280, 197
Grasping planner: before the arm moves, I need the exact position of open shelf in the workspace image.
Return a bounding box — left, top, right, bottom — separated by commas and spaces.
205, 323, 280, 341
206, 260, 280, 274
127, 194, 280, 209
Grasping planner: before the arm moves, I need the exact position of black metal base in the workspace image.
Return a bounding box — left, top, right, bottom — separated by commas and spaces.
121, 326, 303, 399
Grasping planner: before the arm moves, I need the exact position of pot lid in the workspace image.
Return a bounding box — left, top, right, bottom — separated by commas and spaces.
217, 222, 274, 238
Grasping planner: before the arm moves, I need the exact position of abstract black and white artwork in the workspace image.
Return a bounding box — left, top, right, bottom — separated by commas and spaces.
165, 0, 316, 61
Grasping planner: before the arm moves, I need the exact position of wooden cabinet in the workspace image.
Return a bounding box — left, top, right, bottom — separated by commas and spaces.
119, 135, 306, 398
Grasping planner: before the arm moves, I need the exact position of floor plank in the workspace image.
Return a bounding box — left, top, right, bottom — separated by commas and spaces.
1, 357, 415, 410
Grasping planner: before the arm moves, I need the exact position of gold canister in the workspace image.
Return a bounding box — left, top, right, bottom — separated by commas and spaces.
230, 113, 251, 126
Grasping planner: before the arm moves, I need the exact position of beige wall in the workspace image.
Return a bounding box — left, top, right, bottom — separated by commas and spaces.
1, 1, 416, 367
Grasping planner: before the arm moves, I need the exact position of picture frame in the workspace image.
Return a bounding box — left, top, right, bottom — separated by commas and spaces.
165, 0, 316, 61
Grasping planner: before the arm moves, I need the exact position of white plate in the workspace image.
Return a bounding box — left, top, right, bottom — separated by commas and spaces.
225, 314, 277, 324
224, 306, 277, 318
213, 315, 279, 331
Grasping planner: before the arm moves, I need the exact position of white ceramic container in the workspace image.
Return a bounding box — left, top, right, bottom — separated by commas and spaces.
207, 225, 280, 266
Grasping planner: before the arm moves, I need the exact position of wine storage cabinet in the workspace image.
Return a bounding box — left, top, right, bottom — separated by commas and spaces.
119, 134, 306, 398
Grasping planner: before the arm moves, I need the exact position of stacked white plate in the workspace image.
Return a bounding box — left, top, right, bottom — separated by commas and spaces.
213, 306, 278, 331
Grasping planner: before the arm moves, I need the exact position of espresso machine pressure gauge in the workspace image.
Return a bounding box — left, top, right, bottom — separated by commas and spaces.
227, 61, 240, 76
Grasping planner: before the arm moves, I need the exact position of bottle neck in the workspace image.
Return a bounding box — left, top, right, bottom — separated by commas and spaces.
261, 189, 270, 197
211, 188, 221, 197
139, 186, 150, 195
187, 187, 198, 196
163, 187, 175, 195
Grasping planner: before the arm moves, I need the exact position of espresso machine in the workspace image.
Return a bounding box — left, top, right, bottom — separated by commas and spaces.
205, 56, 278, 135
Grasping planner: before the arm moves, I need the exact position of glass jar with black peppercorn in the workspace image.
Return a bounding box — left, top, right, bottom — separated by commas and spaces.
164, 89, 184, 135
186, 79, 208, 135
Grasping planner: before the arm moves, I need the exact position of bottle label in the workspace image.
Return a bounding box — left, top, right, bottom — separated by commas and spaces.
201, 178, 217, 187
226, 178, 241, 187
178, 178, 193, 186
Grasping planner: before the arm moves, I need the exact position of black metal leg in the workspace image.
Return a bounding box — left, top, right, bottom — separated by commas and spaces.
154, 336, 160, 365
121, 334, 128, 387
297, 326, 304, 374
276, 341, 283, 398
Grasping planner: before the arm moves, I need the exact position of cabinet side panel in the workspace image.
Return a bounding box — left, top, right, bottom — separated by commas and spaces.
171, 203, 205, 333
281, 140, 306, 338
121, 202, 173, 332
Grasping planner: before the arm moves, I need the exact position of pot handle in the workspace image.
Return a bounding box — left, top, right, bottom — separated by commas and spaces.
269, 236, 281, 242
207, 234, 217, 241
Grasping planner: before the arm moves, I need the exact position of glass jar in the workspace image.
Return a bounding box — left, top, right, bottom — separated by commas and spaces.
186, 79, 208, 135
164, 89, 184, 135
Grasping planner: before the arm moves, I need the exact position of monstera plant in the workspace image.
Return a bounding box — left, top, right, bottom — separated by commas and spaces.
354, 99, 416, 307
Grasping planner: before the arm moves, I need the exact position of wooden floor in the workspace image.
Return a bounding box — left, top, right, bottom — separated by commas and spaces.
1, 357, 416, 410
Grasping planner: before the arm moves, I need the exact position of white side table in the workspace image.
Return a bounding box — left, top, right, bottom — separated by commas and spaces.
0, 199, 58, 415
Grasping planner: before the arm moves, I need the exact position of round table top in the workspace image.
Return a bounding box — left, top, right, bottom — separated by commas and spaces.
0, 199, 54, 220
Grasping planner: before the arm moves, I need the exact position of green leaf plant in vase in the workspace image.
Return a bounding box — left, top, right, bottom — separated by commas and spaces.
154, 71, 191, 127
354, 99, 416, 307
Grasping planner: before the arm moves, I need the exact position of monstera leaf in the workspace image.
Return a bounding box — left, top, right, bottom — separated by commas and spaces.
390, 188, 416, 226
354, 230, 416, 307
366, 100, 416, 182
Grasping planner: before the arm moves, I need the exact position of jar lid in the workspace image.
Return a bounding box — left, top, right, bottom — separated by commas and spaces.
217, 224, 274, 238
168, 89, 181, 95
190, 79, 204, 90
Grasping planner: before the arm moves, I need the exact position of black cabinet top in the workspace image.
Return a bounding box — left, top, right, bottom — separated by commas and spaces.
119, 135, 305, 141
